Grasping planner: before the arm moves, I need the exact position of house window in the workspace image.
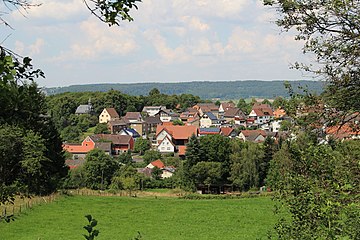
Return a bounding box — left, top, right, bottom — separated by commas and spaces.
161, 147, 165, 150
167, 147, 170, 150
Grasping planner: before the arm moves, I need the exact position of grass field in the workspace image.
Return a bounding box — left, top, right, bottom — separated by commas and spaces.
0, 195, 277, 240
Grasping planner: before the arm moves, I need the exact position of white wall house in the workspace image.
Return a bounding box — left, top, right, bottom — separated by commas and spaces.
157, 136, 175, 153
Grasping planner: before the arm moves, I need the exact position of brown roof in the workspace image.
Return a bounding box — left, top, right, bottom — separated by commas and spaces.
90, 134, 132, 145
273, 108, 286, 119
251, 104, 273, 117
240, 130, 267, 137
220, 127, 235, 136
224, 107, 244, 118
105, 108, 119, 118
193, 103, 218, 111
108, 118, 128, 126
221, 102, 235, 110
156, 125, 198, 140
124, 112, 142, 120
144, 116, 162, 124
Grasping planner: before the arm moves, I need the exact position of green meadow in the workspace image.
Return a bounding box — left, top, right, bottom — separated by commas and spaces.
0, 195, 277, 240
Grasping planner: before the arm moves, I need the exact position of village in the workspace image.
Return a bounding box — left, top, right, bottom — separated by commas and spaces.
63, 99, 358, 183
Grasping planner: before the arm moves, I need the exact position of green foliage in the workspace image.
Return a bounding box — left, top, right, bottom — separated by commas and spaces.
61, 125, 83, 143
172, 119, 184, 126
83, 0, 140, 26
143, 150, 162, 164
94, 123, 110, 134
83, 215, 99, 240
268, 139, 360, 239
63, 167, 86, 189
83, 149, 119, 190
191, 161, 223, 189
229, 142, 265, 191
237, 98, 251, 114
151, 166, 162, 180
265, 0, 360, 122
133, 138, 151, 155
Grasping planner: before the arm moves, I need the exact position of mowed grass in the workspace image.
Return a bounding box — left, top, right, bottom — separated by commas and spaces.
0, 195, 277, 240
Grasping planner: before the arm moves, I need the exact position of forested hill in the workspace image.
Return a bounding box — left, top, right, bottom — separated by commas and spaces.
45, 80, 324, 99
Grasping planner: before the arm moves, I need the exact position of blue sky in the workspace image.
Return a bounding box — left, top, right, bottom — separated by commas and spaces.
3, 0, 314, 87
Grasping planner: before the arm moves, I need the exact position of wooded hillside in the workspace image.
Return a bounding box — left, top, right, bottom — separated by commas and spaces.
45, 80, 323, 99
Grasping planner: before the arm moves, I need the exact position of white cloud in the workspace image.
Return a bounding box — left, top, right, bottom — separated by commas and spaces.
29, 38, 44, 55
144, 29, 189, 63
52, 18, 139, 61
23, 0, 86, 20
180, 16, 210, 32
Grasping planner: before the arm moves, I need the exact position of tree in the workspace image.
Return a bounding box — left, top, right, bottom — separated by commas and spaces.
94, 123, 110, 134
237, 98, 251, 114
191, 162, 223, 192
142, 150, 161, 164
229, 142, 264, 191
264, 0, 360, 123
151, 166, 162, 180
133, 138, 151, 155
172, 119, 184, 126
83, 149, 118, 190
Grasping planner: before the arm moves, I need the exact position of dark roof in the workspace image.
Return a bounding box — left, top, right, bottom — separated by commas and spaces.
199, 128, 220, 133
94, 142, 112, 152
144, 116, 162, 124
224, 108, 244, 118
204, 112, 218, 121
121, 128, 140, 138
75, 104, 92, 114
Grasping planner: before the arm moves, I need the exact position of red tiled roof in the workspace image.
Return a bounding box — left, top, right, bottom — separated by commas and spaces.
273, 108, 286, 119
240, 130, 267, 137
326, 125, 360, 139
156, 125, 198, 140
220, 127, 235, 136
151, 159, 165, 169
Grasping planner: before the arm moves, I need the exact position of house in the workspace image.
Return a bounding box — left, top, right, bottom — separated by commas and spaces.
108, 118, 128, 134
119, 128, 141, 139
223, 107, 245, 123
75, 99, 93, 115
123, 112, 146, 136
157, 135, 176, 153
63, 135, 112, 160
220, 127, 237, 138
124, 112, 143, 122
193, 103, 219, 118
90, 134, 134, 154
99, 108, 119, 123
238, 130, 267, 142
144, 115, 162, 134
146, 159, 165, 169
199, 128, 221, 136
156, 109, 179, 122
142, 106, 166, 117
156, 124, 198, 146
144, 160, 176, 179
219, 102, 235, 114
248, 104, 274, 125
200, 112, 219, 128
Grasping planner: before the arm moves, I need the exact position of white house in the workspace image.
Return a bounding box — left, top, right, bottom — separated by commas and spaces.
142, 106, 166, 117
157, 136, 175, 153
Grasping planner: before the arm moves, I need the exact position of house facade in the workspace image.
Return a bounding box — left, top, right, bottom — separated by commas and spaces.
99, 108, 119, 123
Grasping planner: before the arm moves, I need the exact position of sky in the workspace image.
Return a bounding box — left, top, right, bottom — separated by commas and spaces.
2, 0, 315, 87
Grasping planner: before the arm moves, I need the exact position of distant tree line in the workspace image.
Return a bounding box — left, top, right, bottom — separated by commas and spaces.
45, 80, 324, 100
